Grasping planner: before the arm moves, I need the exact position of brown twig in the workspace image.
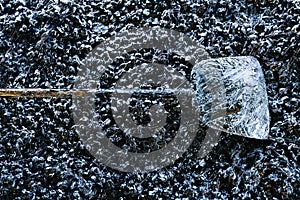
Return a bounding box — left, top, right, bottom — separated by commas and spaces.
0, 88, 92, 98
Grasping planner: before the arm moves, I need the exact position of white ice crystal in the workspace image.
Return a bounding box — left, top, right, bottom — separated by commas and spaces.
193, 56, 270, 139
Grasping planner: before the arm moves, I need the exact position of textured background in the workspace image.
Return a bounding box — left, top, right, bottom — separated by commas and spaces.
0, 0, 299, 199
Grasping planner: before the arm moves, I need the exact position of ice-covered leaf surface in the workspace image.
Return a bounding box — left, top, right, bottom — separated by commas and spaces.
0, 0, 299, 199
193, 56, 270, 139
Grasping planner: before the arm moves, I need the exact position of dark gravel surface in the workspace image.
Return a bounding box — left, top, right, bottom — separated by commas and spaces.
0, 0, 299, 199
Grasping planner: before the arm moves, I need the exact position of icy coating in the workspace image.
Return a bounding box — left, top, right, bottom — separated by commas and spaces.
193, 56, 270, 139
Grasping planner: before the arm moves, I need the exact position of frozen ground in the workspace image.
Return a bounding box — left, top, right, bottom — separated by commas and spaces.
0, 0, 299, 199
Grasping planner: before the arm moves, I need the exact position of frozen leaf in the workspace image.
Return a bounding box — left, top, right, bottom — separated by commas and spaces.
193, 56, 270, 139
